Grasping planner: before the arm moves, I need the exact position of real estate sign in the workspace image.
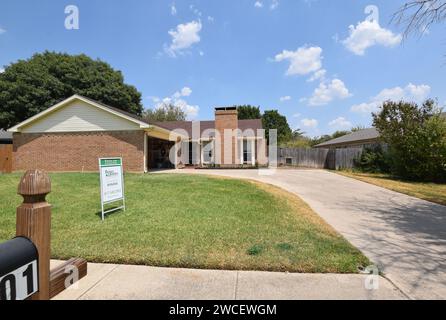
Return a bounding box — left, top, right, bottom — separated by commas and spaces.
99, 158, 126, 220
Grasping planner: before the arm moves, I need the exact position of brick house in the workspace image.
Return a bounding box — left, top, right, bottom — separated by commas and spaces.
8, 95, 268, 172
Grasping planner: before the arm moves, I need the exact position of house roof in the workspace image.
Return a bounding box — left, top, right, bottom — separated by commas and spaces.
153, 119, 263, 137
0, 130, 12, 141
8, 94, 151, 132
315, 128, 380, 148
7, 93, 263, 138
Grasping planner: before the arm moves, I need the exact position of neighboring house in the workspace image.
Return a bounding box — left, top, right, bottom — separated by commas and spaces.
0, 130, 12, 144
316, 112, 446, 150
8, 95, 267, 172
314, 128, 381, 149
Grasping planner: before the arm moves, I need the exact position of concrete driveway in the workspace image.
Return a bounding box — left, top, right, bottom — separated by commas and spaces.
167, 169, 446, 300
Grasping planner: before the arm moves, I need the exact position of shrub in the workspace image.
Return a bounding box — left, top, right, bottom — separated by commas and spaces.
373, 100, 446, 182
354, 145, 390, 173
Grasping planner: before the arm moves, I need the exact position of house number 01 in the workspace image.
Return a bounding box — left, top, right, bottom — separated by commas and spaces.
0, 261, 38, 300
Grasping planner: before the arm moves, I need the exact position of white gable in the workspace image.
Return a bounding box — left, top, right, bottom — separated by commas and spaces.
20, 100, 141, 133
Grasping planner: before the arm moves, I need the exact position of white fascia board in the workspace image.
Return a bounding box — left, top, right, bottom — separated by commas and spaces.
8, 94, 149, 132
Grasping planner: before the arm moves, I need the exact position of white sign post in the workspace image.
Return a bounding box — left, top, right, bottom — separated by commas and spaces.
99, 158, 126, 221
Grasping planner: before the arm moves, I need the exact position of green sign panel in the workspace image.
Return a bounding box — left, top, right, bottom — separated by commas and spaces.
100, 159, 122, 167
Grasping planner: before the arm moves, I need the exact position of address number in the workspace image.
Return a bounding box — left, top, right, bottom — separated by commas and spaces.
0, 260, 38, 300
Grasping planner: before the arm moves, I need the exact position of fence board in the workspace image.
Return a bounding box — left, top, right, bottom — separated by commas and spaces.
0, 144, 13, 173
335, 148, 363, 170
278, 147, 362, 170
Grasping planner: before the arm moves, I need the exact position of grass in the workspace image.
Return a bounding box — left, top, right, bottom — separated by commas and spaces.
0, 173, 369, 273
337, 171, 446, 206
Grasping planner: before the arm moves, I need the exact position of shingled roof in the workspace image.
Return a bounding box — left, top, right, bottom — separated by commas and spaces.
154, 119, 263, 137
315, 128, 380, 148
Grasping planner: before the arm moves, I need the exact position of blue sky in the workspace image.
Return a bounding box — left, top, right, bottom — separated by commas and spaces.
0, 0, 445, 136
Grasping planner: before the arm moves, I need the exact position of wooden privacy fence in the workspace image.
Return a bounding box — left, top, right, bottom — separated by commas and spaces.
0, 145, 12, 173
279, 148, 329, 169
278, 147, 363, 170
335, 148, 363, 170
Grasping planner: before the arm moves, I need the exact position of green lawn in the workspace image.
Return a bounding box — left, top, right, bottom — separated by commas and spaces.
338, 171, 446, 206
0, 173, 368, 273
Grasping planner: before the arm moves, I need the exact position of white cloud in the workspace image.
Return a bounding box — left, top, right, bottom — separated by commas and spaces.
274, 46, 323, 76
342, 20, 402, 55
293, 113, 301, 118
301, 118, 318, 128
254, 1, 263, 8
0, 68, 4, 73
329, 117, 353, 129
307, 69, 326, 82
207, 16, 214, 23
270, 0, 279, 10
173, 87, 193, 99
190, 5, 202, 17
308, 79, 351, 106
151, 87, 199, 119
280, 96, 291, 102
0, 27, 5, 34
180, 87, 192, 97
351, 83, 431, 114
165, 20, 202, 57
170, 3, 177, 16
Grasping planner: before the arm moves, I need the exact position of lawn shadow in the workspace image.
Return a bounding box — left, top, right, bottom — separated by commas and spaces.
95, 206, 125, 220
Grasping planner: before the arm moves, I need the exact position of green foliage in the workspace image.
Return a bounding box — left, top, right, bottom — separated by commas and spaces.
143, 104, 187, 122
262, 110, 292, 144
236, 105, 262, 120
351, 125, 366, 132
0, 51, 143, 129
309, 131, 351, 147
247, 244, 264, 256
281, 136, 312, 148
354, 145, 390, 173
372, 100, 446, 182
277, 243, 293, 251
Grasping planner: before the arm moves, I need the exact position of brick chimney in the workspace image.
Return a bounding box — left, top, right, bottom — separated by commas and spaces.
215, 107, 238, 165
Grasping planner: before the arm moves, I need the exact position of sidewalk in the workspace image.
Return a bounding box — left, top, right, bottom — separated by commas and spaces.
51, 260, 407, 300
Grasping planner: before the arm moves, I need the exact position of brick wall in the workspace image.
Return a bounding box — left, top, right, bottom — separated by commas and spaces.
13, 131, 145, 172
215, 110, 239, 165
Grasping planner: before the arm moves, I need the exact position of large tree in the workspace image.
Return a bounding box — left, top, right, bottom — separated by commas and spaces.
143, 104, 186, 122
372, 99, 446, 181
262, 110, 292, 144
0, 51, 143, 129
236, 105, 262, 120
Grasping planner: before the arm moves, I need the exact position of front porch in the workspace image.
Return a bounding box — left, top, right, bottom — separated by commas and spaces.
144, 126, 264, 171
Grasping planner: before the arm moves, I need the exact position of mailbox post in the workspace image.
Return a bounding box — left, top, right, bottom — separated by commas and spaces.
16, 170, 51, 300
0, 170, 87, 301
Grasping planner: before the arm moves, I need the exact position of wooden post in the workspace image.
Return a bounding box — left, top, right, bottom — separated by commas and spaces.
16, 170, 51, 300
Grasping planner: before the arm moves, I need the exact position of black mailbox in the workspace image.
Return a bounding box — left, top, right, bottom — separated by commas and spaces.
0, 237, 39, 300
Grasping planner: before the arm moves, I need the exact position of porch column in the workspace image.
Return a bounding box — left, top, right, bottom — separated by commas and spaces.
251, 139, 256, 166
200, 142, 204, 165
240, 138, 244, 165
144, 134, 148, 172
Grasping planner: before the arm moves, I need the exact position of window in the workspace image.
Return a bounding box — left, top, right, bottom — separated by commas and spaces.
286, 158, 293, 165
243, 139, 252, 164
202, 141, 214, 164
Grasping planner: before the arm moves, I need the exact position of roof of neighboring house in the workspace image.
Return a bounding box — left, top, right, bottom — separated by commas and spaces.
315, 128, 380, 148
0, 130, 12, 141
154, 119, 263, 137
